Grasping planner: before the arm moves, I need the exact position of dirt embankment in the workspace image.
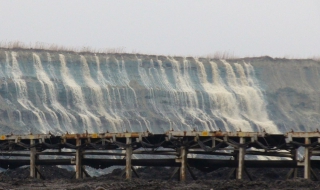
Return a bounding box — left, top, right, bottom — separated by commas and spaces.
1, 166, 320, 190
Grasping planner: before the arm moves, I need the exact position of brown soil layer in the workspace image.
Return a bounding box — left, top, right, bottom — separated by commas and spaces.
1, 166, 320, 189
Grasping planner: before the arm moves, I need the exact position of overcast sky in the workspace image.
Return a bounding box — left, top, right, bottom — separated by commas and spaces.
0, 0, 319, 57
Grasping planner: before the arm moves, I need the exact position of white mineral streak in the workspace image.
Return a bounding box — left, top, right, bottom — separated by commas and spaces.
0, 51, 279, 134
7, 52, 50, 133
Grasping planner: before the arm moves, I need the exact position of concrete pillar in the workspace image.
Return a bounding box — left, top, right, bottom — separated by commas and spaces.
180, 146, 187, 181
236, 137, 245, 180
304, 137, 311, 179
75, 138, 82, 179
126, 137, 132, 180
30, 139, 37, 178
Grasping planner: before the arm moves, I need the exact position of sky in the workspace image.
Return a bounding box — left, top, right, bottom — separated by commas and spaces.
0, 0, 319, 58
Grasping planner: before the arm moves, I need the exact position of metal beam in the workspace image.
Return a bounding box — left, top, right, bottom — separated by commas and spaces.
30, 139, 36, 178
180, 146, 187, 181
304, 138, 311, 179
236, 137, 245, 179
166, 131, 267, 137
75, 138, 82, 179
287, 132, 320, 138
126, 137, 132, 180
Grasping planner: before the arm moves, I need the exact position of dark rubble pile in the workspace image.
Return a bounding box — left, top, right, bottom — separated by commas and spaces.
1, 166, 320, 189
0, 165, 74, 180
105, 166, 318, 182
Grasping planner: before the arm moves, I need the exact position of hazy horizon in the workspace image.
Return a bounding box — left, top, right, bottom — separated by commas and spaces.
0, 0, 319, 58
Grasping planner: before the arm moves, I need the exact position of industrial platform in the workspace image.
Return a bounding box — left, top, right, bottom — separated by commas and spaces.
1, 130, 320, 181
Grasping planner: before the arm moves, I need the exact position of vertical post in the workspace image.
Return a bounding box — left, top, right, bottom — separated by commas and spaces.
126, 137, 132, 180
304, 137, 311, 179
30, 139, 36, 178
76, 138, 82, 179
180, 146, 187, 181
236, 137, 245, 180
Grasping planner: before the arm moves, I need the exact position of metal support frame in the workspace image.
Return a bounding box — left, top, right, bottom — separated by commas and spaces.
286, 149, 298, 179
227, 168, 236, 179
76, 138, 82, 179
131, 166, 140, 178
292, 149, 298, 178
311, 168, 319, 181
36, 158, 41, 179
30, 139, 37, 178
304, 137, 311, 179
180, 146, 187, 181
236, 137, 245, 180
126, 137, 132, 180
4, 131, 320, 182
187, 163, 197, 180
169, 167, 180, 180
82, 166, 91, 178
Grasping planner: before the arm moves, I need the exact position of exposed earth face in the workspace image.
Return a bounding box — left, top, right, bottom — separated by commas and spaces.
1, 166, 320, 189
1, 49, 320, 135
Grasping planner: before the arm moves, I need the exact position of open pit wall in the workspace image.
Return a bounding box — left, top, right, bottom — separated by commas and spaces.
0, 49, 319, 134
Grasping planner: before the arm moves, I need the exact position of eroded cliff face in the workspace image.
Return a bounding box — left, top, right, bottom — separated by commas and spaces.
0, 49, 319, 134
230, 57, 320, 132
